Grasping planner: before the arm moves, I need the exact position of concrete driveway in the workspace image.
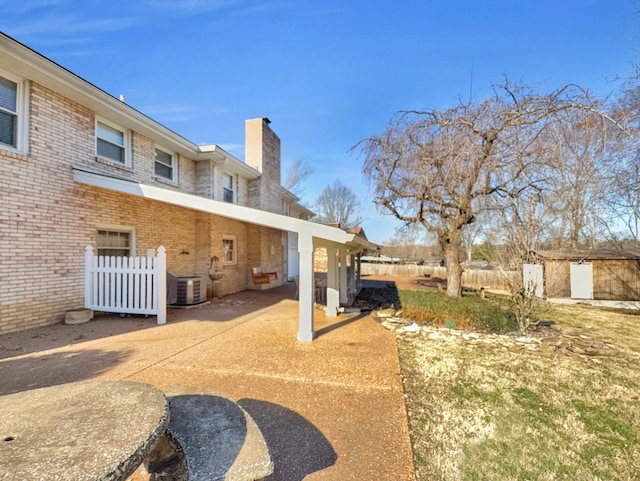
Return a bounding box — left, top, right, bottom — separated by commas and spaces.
0, 284, 415, 481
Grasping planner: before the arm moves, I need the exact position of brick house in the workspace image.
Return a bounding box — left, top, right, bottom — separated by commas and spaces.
0, 33, 373, 340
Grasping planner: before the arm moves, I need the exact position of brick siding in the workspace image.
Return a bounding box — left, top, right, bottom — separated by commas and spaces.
0, 82, 285, 333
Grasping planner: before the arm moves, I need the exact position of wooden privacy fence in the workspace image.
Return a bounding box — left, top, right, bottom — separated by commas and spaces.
361, 263, 516, 290
84, 245, 167, 324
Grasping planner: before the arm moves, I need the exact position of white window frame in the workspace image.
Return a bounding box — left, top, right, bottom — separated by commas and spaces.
96, 225, 136, 257
96, 118, 131, 166
154, 145, 177, 182
222, 235, 237, 265
222, 172, 235, 204
0, 70, 29, 153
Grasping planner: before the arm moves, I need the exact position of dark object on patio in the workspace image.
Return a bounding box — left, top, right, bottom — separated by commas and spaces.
355, 280, 401, 310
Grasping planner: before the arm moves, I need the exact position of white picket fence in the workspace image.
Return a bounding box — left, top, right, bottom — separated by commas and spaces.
84, 245, 167, 324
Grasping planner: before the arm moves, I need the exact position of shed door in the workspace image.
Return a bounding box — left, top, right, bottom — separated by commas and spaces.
523, 264, 544, 298
570, 263, 593, 299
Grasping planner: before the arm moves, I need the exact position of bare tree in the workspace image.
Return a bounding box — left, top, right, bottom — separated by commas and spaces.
489, 191, 549, 332
283, 159, 313, 197
359, 80, 607, 298
607, 156, 640, 245
544, 107, 616, 249
312, 180, 363, 228
602, 86, 640, 246
382, 225, 438, 262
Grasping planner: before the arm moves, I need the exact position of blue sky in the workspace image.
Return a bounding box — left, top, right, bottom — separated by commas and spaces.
1, 0, 637, 243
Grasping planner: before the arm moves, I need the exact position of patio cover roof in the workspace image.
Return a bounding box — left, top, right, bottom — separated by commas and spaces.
73, 168, 377, 252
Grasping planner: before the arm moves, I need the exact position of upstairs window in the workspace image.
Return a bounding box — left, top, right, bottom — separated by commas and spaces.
0, 72, 27, 152
96, 229, 133, 257
96, 120, 129, 165
0, 75, 17, 148
154, 147, 176, 181
222, 173, 235, 203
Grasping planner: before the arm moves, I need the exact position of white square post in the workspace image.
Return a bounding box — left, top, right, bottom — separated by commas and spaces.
325, 245, 339, 316
297, 233, 315, 341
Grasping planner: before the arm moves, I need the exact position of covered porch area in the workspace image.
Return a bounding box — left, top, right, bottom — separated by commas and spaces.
73, 169, 376, 341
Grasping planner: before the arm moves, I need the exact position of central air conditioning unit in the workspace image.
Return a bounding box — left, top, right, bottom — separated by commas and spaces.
175, 276, 206, 305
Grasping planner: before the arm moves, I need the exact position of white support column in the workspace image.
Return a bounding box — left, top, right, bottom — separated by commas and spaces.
347, 253, 356, 297
326, 245, 339, 316
84, 245, 94, 309
339, 250, 348, 304
297, 233, 315, 341
156, 246, 167, 325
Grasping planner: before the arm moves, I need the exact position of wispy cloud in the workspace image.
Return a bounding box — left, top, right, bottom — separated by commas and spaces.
218, 143, 244, 154
139, 0, 245, 16
138, 0, 290, 18
1, 0, 141, 47
0, 0, 65, 16
5, 15, 139, 39
136, 102, 231, 124
139, 104, 201, 123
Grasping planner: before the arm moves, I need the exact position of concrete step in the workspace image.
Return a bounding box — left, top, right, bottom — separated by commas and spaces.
145, 385, 273, 481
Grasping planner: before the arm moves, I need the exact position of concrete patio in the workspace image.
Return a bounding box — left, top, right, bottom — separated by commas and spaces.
0, 283, 415, 481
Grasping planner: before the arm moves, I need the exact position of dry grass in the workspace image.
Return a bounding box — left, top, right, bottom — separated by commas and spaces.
398, 302, 640, 481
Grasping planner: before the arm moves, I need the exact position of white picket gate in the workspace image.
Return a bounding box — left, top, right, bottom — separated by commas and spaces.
84, 245, 167, 324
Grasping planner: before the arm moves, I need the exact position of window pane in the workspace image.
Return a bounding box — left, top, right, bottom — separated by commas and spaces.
223, 188, 233, 203
154, 148, 174, 179
0, 110, 16, 147
223, 238, 235, 263
155, 148, 172, 166
155, 162, 173, 179
0, 76, 17, 112
97, 138, 125, 163
97, 230, 130, 257
97, 122, 124, 147
222, 174, 233, 189
98, 248, 129, 256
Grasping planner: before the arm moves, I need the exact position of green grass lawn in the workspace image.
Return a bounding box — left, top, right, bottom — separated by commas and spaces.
397, 290, 640, 481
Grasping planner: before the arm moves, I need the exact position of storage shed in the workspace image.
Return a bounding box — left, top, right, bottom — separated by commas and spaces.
525, 249, 640, 301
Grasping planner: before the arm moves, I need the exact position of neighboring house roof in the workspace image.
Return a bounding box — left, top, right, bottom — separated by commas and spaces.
533, 249, 640, 261
73, 168, 377, 252
361, 255, 402, 263
348, 227, 368, 239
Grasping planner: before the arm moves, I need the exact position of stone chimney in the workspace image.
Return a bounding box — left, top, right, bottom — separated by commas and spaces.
245, 117, 281, 184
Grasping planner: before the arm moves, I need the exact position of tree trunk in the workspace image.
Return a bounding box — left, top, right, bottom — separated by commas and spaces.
441, 231, 463, 298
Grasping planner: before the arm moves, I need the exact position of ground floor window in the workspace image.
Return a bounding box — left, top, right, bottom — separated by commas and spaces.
222, 235, 237, 265
97, 228, 133, 257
